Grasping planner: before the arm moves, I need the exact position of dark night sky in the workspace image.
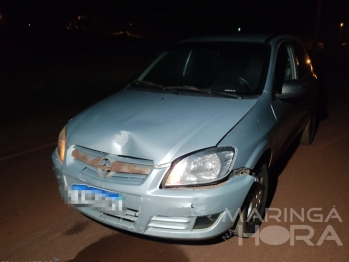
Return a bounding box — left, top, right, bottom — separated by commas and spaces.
0, 0, 348, 38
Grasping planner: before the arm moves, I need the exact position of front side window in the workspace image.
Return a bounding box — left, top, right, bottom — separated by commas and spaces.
273, 42, 295, 95
139, 42, 270, 96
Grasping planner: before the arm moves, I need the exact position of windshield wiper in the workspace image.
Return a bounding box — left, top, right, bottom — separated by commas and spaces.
132, 80, 180, 95
166, 85, 242, 99
208, 90, 243, 99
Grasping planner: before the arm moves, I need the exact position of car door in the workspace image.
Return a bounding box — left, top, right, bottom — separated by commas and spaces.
291, 40, 318, 110
271, 40, 311, 152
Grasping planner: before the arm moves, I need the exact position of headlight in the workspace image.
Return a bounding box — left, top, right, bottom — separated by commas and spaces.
163, 147, 236, 187
57, 125, 67, 162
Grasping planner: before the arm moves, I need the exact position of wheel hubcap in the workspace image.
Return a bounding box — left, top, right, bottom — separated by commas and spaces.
246, 173, 264, 221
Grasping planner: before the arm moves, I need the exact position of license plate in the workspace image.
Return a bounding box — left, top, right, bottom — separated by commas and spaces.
68, 184, 125, 214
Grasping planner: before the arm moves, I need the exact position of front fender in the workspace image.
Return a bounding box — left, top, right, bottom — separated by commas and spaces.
218, 92, 276, 169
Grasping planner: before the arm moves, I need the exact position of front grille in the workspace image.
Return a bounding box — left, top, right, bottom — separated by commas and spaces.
70, 145, 153, 185
103, 208, 139, 226
148, 216, 195, 230
80, 207, 139, 228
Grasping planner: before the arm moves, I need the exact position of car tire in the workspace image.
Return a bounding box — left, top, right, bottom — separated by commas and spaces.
233, 163, 269, 237
300, 114, 316, 145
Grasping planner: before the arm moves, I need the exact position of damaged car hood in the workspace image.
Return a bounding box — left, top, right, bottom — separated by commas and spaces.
67, 89, 257, 164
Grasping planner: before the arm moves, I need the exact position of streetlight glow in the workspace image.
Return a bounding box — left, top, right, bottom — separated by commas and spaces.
339, 23, 344, 44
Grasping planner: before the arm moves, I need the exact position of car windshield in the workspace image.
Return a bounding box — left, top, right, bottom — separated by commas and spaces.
138, 42, 270, 96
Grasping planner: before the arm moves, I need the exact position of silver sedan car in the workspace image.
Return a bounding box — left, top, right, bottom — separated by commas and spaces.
52, 34, 318, 239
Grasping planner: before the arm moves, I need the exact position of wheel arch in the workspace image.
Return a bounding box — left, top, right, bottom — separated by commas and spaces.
243, 140, 272, 170
257, 148, 272, 169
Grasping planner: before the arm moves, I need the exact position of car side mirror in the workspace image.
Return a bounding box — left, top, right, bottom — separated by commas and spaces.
275, 80, 308, 99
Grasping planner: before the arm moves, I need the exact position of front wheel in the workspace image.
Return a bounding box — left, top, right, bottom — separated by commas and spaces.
233, 163, 269, 237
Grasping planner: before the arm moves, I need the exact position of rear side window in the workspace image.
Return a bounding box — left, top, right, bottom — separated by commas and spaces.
292, 41, 311, 79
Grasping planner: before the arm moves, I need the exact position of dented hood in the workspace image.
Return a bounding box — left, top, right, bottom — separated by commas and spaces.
68, 89, 257, 164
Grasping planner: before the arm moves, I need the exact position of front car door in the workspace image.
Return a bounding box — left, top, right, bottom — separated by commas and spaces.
291, 40, 318, 111
271, 40, 314, 153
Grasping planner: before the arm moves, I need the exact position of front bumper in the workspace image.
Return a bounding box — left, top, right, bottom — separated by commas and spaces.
52, 149, 254, 240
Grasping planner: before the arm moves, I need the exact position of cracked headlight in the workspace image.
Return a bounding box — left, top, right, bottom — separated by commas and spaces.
163, 147, 236, 187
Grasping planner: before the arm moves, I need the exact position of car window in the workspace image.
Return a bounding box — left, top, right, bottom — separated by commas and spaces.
139, 42, 270, 96
273, 42, 295, 95
291, 41, 311, 79
141, 49, 192, 86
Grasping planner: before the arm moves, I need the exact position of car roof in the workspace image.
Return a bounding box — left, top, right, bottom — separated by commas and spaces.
179, 34, 296, 44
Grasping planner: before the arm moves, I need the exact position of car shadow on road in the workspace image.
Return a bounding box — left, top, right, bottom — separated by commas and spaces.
66, 231, 190, 262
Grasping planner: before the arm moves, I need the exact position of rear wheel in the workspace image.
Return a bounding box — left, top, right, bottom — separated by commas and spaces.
300, 114, 316, 145
233, 163, 269, 237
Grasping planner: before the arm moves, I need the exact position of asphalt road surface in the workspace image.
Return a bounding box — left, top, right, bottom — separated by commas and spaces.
1, 61, 349, 262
